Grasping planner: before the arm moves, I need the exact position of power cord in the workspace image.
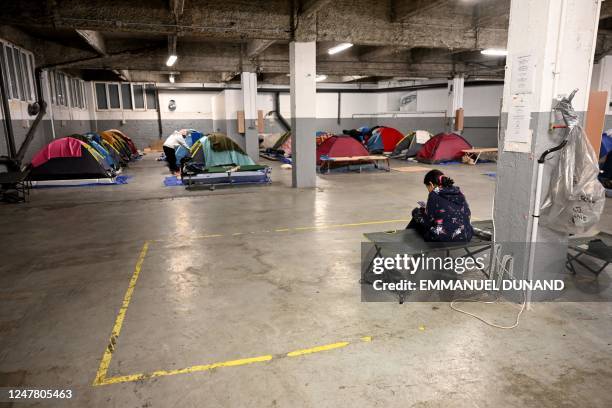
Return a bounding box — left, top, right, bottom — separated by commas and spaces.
450, 244, 527, 329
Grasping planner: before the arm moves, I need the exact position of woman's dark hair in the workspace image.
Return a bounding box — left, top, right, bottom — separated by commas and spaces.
424, 169, 454, 188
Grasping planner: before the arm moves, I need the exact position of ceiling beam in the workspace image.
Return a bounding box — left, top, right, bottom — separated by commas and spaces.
246, 39, 275, 58
392, 0, 449, 23
300, 0, 333, 19
75, 29, 106, 55
359, 47, 410, 61
0, 0, 506, 49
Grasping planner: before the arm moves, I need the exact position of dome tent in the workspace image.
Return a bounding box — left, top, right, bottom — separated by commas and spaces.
416, 133, 472, 164
365, 126, 405, 154
29, 137, 115, 182
316, 135, 369, 164
390, 130, 433, 159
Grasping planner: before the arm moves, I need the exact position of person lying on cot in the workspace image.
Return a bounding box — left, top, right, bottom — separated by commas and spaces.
163, 129, 190, 176
406, 169, 473, 242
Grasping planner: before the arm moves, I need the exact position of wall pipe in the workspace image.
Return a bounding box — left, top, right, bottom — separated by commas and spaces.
156, 80, 503, 94
271, 92, 290, 131
155, 86, 163, 139
14, 67, 47, 165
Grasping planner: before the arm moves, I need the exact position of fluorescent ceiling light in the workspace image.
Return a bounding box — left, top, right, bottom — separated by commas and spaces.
316, 74, 327, 82
481, 48, 508, 56
328, 43, 353, 55
166, 55, 178, 66
169, 74, 175, 83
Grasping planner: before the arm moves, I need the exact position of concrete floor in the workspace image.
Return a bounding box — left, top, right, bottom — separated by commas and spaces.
0, 155, 611, 408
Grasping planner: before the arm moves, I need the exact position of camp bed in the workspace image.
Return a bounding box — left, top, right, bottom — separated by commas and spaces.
182, 164, 271, 189
319, 155, 391, 173
566, 232, 612, 276
461, 148, 498, 165
362, 220, 494, 303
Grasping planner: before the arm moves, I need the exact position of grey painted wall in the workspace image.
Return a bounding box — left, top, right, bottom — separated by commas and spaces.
1, 118, 93, 162
94, 119, 215, 150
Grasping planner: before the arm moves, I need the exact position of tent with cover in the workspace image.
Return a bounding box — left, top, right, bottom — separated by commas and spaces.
365, 126, 405, 154
29, 137, 115, 182
181, 133, 271, 186
174, 129, 205, 166
416, 132, 472, 164
68, 133, 120, 171
390, 130, 433, 159
316, 135, 369, 164
108, 129, 138, 155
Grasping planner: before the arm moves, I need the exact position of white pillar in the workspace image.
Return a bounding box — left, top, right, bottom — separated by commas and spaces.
447, 75, 464, 132
494, 0, 601, 300
241, 72, 258, 161
290, 41, 317, 188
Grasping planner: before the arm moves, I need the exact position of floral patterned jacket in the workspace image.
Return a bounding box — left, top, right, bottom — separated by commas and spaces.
414, 186, 473, 242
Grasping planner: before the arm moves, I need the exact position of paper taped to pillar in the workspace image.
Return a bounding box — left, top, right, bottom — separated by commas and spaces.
540, 96, 605, 234
504, 94, 532, 153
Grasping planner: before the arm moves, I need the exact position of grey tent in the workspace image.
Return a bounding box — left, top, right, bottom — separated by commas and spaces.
389, 131, 432, 159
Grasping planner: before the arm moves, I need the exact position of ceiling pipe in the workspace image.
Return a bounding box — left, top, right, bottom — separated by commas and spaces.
156, 80, 503, 94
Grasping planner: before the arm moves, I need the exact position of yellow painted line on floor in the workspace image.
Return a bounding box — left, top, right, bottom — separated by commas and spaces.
286, 341, 350, 357
153, 218, 411, 243
92, 241, 150, 386
291, 219, 409, 232
95, 337, 372, 386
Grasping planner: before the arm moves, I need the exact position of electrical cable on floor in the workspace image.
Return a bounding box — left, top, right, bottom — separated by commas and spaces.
450, 245, 527, 329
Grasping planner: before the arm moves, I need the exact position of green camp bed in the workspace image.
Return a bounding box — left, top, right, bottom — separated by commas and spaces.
183, 164, 271, 189
362, 220, 494, 303
566, 232, 612, 276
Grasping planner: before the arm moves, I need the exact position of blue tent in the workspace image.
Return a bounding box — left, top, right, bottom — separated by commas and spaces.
365, 132, 384, 153
175, 130, 205, 166
601, 131, 612, 158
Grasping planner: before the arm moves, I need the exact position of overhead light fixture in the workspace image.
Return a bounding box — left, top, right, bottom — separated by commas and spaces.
166, 55, 178, 66
316, 74, 327, 82
481, 48, 508, 56
328, 43, 353, 55
169, 74, 175, 83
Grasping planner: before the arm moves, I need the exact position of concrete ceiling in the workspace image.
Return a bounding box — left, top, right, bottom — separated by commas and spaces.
0, 0, 610, 83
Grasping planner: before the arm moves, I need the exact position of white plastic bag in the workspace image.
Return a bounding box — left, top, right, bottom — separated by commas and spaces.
540, 96, 605, 234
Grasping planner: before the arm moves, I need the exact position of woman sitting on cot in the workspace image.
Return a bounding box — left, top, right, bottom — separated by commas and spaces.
406, 169, 473, 242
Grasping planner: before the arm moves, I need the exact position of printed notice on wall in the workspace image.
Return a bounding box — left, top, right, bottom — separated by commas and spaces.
510, 53, 535, 95
504, 94, 532, 152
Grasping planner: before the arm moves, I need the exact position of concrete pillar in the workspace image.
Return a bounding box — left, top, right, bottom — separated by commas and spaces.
494, 0, 601, 299
591, 55, 612, 118
241, 72, 259, 161
447, 75, 464, 132
290, 41, 317, 188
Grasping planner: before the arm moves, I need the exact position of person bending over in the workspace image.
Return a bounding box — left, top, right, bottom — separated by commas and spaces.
407, 169, 473, 242
163, 129, 190, 176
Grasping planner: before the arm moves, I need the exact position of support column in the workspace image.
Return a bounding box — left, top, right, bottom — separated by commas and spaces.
241, 72, 259, 161
591, 55, 612, 118
290, 41, 317, 188
447, 74, 464, 132
494, 0, 601, 300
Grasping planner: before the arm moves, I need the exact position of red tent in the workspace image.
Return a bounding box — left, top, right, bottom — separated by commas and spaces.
31, 137, 83, 168
376, 127, 405, 152
416, 133, 472, 164
317, 136, 369, 164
